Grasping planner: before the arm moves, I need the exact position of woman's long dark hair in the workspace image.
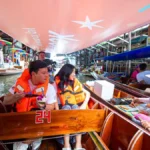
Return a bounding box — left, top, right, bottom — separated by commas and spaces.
55, 64, 75, 91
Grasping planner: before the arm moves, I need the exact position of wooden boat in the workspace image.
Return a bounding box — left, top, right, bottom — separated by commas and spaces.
83, 84, 150, 150
0, 0, 150, 149
0, 68, 23, 76
1, 82, 150, 150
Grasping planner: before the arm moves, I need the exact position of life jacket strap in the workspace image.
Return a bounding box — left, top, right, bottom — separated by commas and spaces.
60, 90, 83, 95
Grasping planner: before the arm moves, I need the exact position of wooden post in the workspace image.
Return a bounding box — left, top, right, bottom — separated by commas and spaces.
128, 32, 131, 75
148, 25, 150, 36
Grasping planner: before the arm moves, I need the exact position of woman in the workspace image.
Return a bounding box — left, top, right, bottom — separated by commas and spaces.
54, 64, 90, 150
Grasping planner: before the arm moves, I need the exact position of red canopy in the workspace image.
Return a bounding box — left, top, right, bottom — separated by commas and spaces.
0, 0, 150, 54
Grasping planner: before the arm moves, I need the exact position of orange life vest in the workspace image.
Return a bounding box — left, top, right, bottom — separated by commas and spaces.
14, 69, 49, 112
55, 76, 85, 106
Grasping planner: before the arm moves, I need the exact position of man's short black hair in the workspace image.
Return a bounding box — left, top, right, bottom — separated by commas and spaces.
29, 60, 48, 75
139, 63, 147, 71
38, 51, 45, 55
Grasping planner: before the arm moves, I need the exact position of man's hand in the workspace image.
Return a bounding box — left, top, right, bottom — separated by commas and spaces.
3, 92, 25, 105
13, 92, 25, 103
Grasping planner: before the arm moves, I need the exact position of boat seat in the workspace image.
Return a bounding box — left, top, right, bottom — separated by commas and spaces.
127, 130, 144, 150
100, 112, 114, 146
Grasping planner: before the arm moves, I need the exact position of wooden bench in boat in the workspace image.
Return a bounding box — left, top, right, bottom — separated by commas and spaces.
0, 109, 105, 140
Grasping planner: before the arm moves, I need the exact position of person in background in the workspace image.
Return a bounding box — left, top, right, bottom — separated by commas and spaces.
129, 65, 140, 83
54, 64, 90, 150
38, 51, 45, 61
48, 64, 55, 83
136, 63, 150, 84
24, 59, 29, 69
38, 51, 55, 83
7, 60, 58, 150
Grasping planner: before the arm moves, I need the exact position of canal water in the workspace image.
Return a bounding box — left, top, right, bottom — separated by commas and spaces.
0, 74, 20, 95
0, 73, 94, 96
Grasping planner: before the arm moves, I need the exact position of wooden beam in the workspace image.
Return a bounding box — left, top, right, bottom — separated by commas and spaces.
0, 109, 105, 140
12, 40, 18, 46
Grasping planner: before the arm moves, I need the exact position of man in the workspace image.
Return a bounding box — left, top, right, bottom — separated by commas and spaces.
38, 51, 45, 61
38, 51, 55, 83
136, 63, 150, 84
7, 60, 58, 150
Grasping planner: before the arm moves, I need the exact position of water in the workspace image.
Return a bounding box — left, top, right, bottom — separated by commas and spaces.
77, 73, 94, 83
0, 73, 94, 96
0, 74, 20, 95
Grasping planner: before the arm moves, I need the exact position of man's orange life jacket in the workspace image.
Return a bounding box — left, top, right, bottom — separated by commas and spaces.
55, 76, 85, 106
14, 69, 49, 112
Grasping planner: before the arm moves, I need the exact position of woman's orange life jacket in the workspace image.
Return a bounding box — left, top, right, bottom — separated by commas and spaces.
55, 76, 85, 106
14, 69, 49, 112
